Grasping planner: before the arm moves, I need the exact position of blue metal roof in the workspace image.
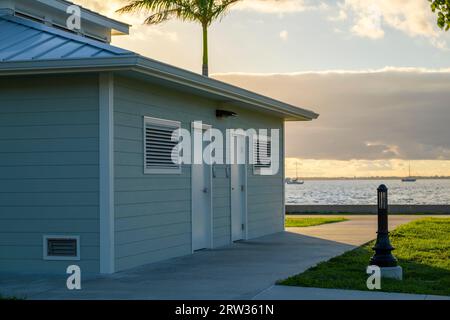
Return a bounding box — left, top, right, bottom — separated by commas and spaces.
0, 14, 135, 62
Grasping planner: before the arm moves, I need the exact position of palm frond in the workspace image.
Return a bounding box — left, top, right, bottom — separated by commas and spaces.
116, 0, 243, 76
117, 0, 242, 25
209, 0, 240, 24
117, 0, 201, 24
143, 9, 178, 24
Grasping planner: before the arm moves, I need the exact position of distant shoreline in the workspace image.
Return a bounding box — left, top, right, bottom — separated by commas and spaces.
286, 205, 450, 215
287, 177, 450, 181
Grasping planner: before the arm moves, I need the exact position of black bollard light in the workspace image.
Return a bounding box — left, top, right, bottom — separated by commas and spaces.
369, 185, 398, 268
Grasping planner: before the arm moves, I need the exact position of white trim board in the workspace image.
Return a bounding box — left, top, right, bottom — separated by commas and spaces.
191, 122, 214, 252
99, 72, 115, 274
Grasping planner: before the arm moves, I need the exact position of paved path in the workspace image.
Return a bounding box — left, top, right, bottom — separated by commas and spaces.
254, 285, 450, 300
1, 215, 448, 300
287, 215, 442, 246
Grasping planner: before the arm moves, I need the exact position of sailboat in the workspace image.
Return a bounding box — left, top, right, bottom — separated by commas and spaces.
402, 163, 417, 182
286, 161, 304, 185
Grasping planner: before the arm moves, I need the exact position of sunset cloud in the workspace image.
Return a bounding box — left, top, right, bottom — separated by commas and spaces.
75, 0, 450, 172
214, 68, 450, 162
73, 0, 327, 16
233, 0, 328, 14
335, 0, 447, 49
284, 158, 450, 178
279, 30, 289, 40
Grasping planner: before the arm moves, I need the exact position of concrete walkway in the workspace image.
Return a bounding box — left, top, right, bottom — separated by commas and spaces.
286, 215, 442, 246
254, 285, 450, 300
1, 215, 448, 300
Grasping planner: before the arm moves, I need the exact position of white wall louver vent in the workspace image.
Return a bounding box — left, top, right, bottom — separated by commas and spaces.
253, 135, 272, 172
43, 236, 80, 260
144, 116, 181, 174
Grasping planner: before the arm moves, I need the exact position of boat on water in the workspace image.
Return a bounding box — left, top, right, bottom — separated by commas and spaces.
286, 178, 304, 185
402, 163, 417, 182
286, 161, 304, 185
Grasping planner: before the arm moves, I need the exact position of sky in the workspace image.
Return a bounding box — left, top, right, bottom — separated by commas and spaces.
75, 0, 450, 178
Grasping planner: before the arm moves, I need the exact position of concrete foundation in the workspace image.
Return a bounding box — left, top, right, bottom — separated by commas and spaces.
381, 266, 403, 280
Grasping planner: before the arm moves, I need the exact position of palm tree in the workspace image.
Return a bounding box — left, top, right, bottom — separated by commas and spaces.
117, 0, 240, 77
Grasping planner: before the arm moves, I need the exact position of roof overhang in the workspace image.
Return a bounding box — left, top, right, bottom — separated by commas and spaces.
0, 55, 319, 121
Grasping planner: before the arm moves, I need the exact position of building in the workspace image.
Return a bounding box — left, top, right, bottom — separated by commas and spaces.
0, 0, 318, 274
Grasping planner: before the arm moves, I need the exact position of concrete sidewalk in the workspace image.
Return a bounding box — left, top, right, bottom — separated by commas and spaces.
1, 215, 447, 300
254, 285, 450, 300
1, 232, 355, 300
287, 215, 449, 245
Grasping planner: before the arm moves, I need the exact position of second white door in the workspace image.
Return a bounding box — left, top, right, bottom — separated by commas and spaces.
230, 133, 247, 242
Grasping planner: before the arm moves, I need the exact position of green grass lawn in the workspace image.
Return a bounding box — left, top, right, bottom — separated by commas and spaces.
285, 217, 348, 228
280, 218, 450, 296
287, 213, 450, 216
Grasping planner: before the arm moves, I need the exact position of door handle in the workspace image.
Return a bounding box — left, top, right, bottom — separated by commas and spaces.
241, 185, 245, 192
203, 188, 208, 194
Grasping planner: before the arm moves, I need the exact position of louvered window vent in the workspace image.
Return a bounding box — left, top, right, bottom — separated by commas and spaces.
43, 236, 80, 260
253, 136, 272, 169
144, 117, 181, 174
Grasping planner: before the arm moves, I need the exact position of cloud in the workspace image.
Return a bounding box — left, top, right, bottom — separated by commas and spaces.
279, 30, 289, 40
233, 0, 328, 14
71, 0, 120, 16
349, 3, 384, 39
76, 0, 327, 16
365, 142, 401, 158
214, 68, 450, 161
334, 0, 448, 49
285, 158, 450, 177
328, 2, 347, 21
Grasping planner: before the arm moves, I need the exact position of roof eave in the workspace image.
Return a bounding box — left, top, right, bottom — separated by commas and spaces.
0, 56, 319, 121
134, 57, 319, 121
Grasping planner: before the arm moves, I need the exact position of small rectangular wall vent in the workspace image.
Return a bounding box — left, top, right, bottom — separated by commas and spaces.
43, 236, 80, 261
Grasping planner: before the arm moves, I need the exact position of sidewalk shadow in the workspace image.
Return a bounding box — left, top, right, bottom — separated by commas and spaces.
0, 231, 370, 300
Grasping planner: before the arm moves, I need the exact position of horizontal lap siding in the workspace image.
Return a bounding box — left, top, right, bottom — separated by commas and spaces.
0, 75, 100, 274
114, 78, 196, 271
247, 172, 284, 239
114, 76, 284, 271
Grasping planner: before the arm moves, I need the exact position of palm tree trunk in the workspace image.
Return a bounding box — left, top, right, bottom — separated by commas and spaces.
202, 23, 209, 77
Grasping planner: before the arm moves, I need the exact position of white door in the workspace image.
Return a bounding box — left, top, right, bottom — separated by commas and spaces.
192, 124, 212, 251
230, 133, 247, 242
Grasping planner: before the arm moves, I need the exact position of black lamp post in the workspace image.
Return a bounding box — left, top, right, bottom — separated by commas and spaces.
369, 185, 398, 267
